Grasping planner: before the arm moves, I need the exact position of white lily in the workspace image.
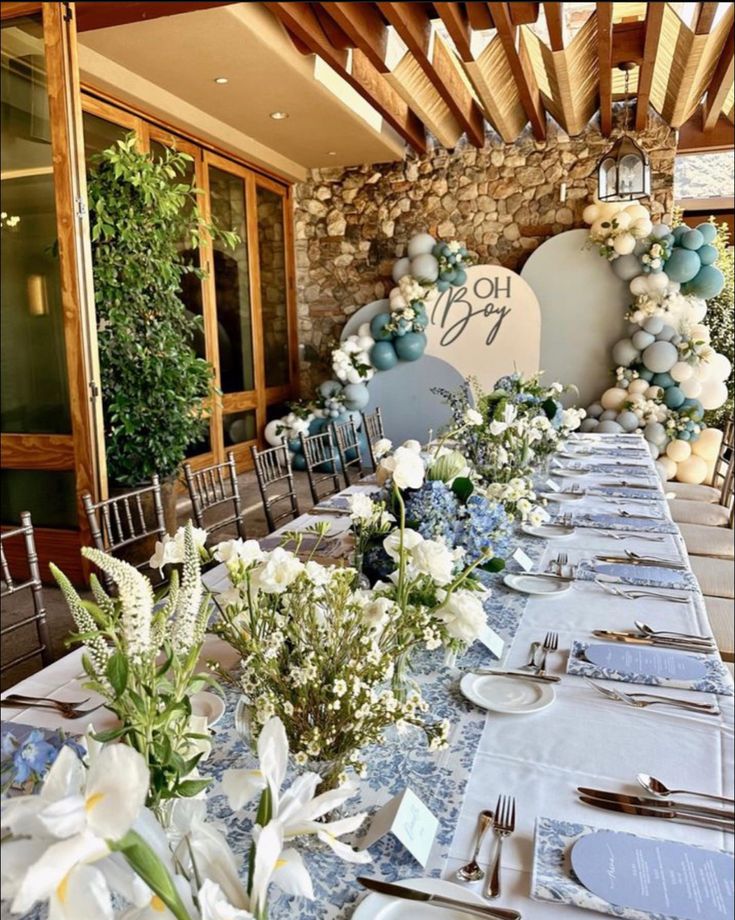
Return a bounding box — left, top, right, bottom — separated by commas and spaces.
221, 716, 288, 811
249, 820, 313, 918
198, 879, 255, 920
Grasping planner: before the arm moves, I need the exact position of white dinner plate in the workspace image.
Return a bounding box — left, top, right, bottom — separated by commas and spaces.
459, 672, 556, 715
521, 522, 575, 539
503, 573, 571, 595
352, 877, 489, 919
539, 492, 585, 503
190, 691, 225, 727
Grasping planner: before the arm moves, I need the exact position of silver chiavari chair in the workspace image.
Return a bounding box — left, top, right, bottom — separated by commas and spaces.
361, 407, 385, 469
184, 451, 247, 541
331, 417, 365, 487
300, 429, 342, 505
251, 444, 301, 533
1, 512, 52, 677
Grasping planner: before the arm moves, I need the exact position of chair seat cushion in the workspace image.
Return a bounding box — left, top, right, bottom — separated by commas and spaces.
690, 555, 735, 599
679, 523, 734, 559
704, 595, 734, 661
667, 482, 721, 503
669, 499, 731, 527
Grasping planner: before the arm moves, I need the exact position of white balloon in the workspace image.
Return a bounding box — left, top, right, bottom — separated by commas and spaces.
631, 218, 653, 238
358, 322, 372, 338
264, 419, 286, 447
666, 439, 691, 462
680, 377, 703, 398
646, 272, 669, 293
692, 428, 722, 461
670, 361, 693, 382
599, 202, 624, 220
583, 204, 600, 224
613, 233, 636, 255
600, 387, 628, 411
356, 335, 374, 350
628, 378, 649, 395
676, 455, 708, 485
688, 298, 707, 323
709, 352, 732, 381
656, 457, 677, 481
699, 379, 728, 411
625, 204, 650, 222
591, 218, 609, 237
645, 385, 663, 399
614, 212, 632, 230
647, 441, 660, 459
689, 323, 711, 342
629, 276, 649, 296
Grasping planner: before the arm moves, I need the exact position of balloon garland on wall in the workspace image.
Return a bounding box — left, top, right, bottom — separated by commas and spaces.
264, 234, 475, 470
579, 200, 730, 484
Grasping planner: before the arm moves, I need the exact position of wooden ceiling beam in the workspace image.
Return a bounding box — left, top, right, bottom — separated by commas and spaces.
635, 1, 665, 130
316, 2, 389, 70
74, 1, 236, 32
265, 2, 427, 153
466, 2, 494, 31
509, 2, 541, 26
703, 23, 735, 130
377, 1, 486, 146
597, 1, 614, 135
433, 1, 473, 61
312, 5, 353, 50
694, 2, 720, 35
488, 2, 546, 138
543, 2, 564, 51
679, 108, 735, 150
611, 20, 645, 65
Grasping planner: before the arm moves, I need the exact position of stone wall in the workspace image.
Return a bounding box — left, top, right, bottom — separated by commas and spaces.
294, 113, 677, 393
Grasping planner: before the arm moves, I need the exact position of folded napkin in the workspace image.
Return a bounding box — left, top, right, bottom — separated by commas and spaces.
567, 640, 733, 695
587, 486, 663, 500
571, 512, 678, 535
577, 560, 698, 591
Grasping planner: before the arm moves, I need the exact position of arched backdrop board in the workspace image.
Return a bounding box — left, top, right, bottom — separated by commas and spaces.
520, 228, 630, 407
342, 264, 541, 442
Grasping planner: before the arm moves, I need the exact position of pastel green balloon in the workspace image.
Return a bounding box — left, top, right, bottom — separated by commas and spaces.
683, 265, 724, 299
695, 222, 717, 244
665, 248, 700, 283
697, 243, 717, 265
681, 229, 704, 250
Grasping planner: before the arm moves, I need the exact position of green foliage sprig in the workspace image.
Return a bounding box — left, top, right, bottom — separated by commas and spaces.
705, 219, 734, 428
87, 135, 238, 485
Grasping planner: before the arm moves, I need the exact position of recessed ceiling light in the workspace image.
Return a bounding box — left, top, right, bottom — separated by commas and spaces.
269, 111, 289, 120
214, 76, 229, 85
327, 151, 337, 156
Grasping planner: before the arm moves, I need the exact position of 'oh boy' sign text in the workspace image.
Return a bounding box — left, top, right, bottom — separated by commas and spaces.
424, 265, 541, 390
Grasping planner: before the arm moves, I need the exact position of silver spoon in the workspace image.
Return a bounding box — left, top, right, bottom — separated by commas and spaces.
456, 809, 494, 881
637, 773, 734, 806
634, 621, 713, 644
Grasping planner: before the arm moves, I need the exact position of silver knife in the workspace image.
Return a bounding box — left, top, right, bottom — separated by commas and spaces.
591, 631, 715, 653
592, 629, 714, 646
577, 788, 735, 821
357, 878, 521, 920
578, 796, 734, 833
470, 669, 561, 683
595, 555, 685, 570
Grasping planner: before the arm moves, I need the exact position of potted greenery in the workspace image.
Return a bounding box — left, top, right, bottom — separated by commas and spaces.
87, 134, 237, 530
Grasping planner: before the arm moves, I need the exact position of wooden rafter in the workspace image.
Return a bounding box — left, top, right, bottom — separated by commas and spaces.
433, 1, 473, 61
544, 2, 564, 51
466, 1, 494, 31
376, 1, 486, 146
635, 1, 665, 130
264, 1, 427, 153
316, 2, 388, 71
597, 1, 614, 134
694, 2, 719, 35
680, 109, 735, 149
703, 22, 735, 130
74, 1, 236, 32
487, 1, 546, 138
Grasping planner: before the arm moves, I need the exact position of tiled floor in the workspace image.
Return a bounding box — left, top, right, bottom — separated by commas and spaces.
1, 470, 321, 690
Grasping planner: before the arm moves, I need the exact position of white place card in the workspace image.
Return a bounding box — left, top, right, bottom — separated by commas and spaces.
544, 478, 561, 492
476, 624, 504, 660
512, 547, 534, 572
358, 787, 439, 866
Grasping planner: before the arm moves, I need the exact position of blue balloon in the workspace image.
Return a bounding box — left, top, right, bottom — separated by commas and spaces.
318, 379, 342, 399
308, 417, 327, 435
679, 430, 692, 441
370, 312, 393, 341
287, 438, 301, 452
638, 368, 654, 382
453, 268, 467, 286
682, 265, 725, 299
664, 386, 685, 409
681, 229, 704, 251
665, 248, 701, 283
672, 225, 688, 241
292, 452, 307, 471
440, 268, 457, 283
342, 382, 370, 411
370, 340, 398, 371
696, 222, 718, 244
436, 279, 451, 292
697, 244, 717, 265
394, 331, 426, 362
652, 373, 675, 388
682, 398, 704, 421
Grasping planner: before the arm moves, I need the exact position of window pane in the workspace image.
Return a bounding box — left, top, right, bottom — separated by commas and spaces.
675, 152, 735, 200
257, 186, 290, 388
1, 469, 77, 528
1, 17, 71, 435
209, 166, 254, 393
223, 409, 256, 447
82, 111, 127, 166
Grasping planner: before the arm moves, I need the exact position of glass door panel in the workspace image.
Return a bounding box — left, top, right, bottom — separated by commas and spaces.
208, 164, 254, 394
256, 183, 290, 389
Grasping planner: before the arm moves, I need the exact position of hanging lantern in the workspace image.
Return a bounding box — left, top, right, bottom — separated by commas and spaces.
596, 63, 651, 202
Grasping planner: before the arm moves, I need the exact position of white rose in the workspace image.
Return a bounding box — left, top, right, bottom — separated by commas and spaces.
251, 547, 304, 594
377, 446, 425, 489
348, 492, 377, 523
464, 408, 483, 426
410, 539, 455, 585
435, 590, 486, 643
383, 528, 423, 561
373, 437, 392, 459
401, 439, 422, 453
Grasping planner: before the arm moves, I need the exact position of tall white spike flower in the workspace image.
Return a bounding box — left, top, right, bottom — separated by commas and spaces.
81, 548, 154, 662
171, 522, 204, 654
50, 565, 111, 676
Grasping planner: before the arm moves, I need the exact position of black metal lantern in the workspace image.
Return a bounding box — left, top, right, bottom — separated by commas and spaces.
596, 63, 651, 201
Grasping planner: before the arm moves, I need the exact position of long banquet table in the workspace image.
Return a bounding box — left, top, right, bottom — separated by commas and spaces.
2, 433, 733, 920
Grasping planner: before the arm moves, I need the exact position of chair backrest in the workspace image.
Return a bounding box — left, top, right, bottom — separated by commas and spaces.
251, 444, 301, 532
300, 430, 342, 504
361, 407, 385, 469
1, 512, 52, 677
184, 452, 246, 541
715, 419, 734, 520
331, 417, 364, 486
82, 476, 167, 591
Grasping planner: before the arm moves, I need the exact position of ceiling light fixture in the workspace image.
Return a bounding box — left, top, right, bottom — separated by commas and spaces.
269, 111, 289, 120
327, 151, 337, 156
214, 76, 229, 84
595, 62, 651, 201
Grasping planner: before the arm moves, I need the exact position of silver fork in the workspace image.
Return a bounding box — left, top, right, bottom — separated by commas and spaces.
584, 678, 718, 714
593, 579, 689, 604
537, 631, 559, 671
485, 795, 516, 899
